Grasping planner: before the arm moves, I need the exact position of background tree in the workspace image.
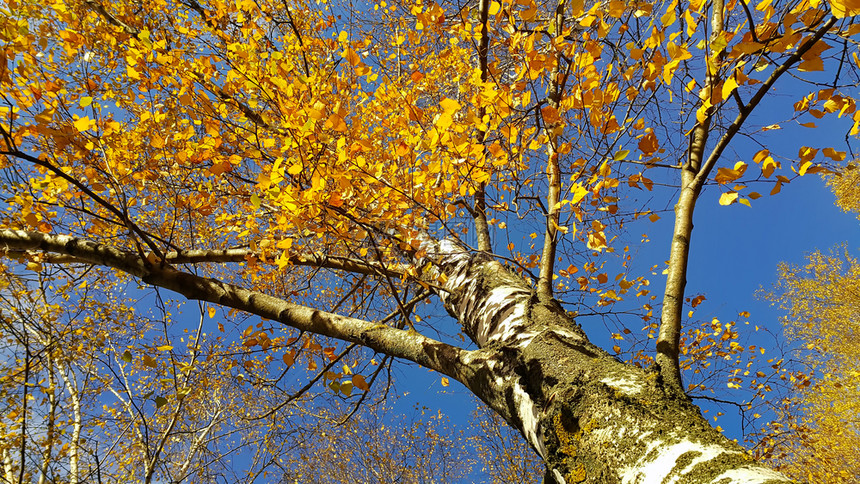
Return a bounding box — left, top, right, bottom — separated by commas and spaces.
756, 162, 860, 483
2, 0, 860, 481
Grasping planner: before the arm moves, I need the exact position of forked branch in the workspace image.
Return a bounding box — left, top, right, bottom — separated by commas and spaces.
657, 11, 838, 393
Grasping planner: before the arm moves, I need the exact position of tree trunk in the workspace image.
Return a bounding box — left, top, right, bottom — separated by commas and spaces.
0, 229, 793, 483
419, 237, 792, 483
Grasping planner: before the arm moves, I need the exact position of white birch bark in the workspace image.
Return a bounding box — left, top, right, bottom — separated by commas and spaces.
0, 229, 794, 483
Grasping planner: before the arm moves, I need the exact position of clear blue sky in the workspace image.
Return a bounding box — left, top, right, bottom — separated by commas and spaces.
391, 151, 859, 458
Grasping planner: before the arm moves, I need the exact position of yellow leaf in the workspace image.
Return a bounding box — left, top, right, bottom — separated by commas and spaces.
138, 29, 152, 47
570, 184, 588, 204
441, 377, 449, 387
79, 96, 93, 107
488, 1, 501, 14
74, 117, 91, 132
150, 133, 165, 148
660, 2, 677, 26
440, 98, 461, 114
696, 103, 710, 124
435, 113, 454, 130
752, 149, 770, 163
156, 345, 173, 351
715, 161, 748, 184
551, 219, 569, 234
798, 146, 818, 163
719, 192, 739, 205
721, 77, 738, 101
798, 161, 813, 176
761, 157, 778, 178
208, 307, 217, 318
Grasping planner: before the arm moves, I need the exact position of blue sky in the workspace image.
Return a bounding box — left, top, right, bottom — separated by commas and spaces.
391, 163, 859, 455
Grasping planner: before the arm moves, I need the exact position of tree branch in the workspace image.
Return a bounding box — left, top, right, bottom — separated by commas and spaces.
657, 0, 726, 393
0, 230, 471, 379
6, 247, 408, 277
657, 13, 838, 393
472, 0, 493, 253
536, 0, 566, 303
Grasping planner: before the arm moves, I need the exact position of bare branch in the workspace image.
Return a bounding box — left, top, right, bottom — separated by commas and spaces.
0, 230, 471, 379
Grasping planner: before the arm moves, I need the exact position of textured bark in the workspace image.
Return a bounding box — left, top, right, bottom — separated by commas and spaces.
419, 236, 793, 483
0, 229, 793, 483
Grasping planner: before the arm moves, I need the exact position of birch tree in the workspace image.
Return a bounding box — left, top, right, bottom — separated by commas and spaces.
1, 0, 859, 481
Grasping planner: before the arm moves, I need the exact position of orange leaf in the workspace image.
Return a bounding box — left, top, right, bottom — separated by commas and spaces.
541, 105, 560, 124
638, 130, 659, 155
770, 181, 782, 195
344, 48, 361, 67
822, 147, 846, 161
353, 374, 369, 391
142, 355, 157, 368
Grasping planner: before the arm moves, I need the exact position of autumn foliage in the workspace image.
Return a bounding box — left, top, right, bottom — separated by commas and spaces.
1, 0, 860, 479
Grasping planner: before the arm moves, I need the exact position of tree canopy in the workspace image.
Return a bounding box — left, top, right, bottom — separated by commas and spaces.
756, 167, 860, 483
1, 0, 859, 480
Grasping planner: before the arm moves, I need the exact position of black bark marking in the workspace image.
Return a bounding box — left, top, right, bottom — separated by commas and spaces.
483, 298, 521, 336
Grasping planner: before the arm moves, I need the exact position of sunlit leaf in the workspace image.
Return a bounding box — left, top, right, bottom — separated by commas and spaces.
74, 117, 91, 132
719, 192, 739, 205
